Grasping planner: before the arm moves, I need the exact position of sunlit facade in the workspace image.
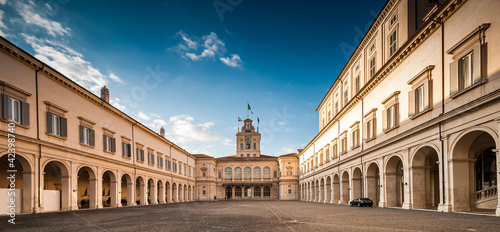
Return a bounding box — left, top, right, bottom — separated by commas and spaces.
298, 0, 500, 216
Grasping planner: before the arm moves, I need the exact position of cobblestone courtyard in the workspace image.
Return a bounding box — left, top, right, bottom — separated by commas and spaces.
1, 201, 499, 231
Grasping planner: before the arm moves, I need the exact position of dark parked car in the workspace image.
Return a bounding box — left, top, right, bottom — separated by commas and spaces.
350, 198, 373, 207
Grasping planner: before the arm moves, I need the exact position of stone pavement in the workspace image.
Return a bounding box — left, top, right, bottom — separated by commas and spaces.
1, 201, 499, 231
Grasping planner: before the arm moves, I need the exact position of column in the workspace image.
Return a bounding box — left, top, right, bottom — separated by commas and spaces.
110, 180, 118, 207
438, 136, 452, 212
151, 182, 158, 205
378, 157, 386, 207
402, 149, 412, 210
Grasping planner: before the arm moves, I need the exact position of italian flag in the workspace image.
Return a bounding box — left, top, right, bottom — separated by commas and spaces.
248, 103, 253, 114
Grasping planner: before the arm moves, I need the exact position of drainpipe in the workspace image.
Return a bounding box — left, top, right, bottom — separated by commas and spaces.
35, 64, 44, 213
432, 13, 446, 207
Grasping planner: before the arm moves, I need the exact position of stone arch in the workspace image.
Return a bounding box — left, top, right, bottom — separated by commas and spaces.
0, 153, 33, 214
41, 159, 70, 211
77, 166, 97, 209
341, 170, 350, 204
333, 173, 340, 203
183, 184, 188, 202
135, 176, 145, 205
120, 173, 133, 206
101, 170, 117, 207
449, 128, 498, 212
147, 178, 155, 204
157, 179, 165, 204
385, 155, 404, 207
325, 176, 332, 203
165, 181, 171, 203
352, 167, 362, 199
365, 162, 381, 206
319, 178, 324, 203
411, 145, 440, 209
172, 182, 178, 202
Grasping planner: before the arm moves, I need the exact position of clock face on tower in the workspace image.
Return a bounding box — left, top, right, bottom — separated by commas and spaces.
245, 136, 251, 142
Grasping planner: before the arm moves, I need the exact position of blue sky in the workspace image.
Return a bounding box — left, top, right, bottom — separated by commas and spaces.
0, 0, 385, 157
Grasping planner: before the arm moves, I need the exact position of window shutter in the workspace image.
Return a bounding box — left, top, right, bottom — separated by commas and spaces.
472, 44, 482, 83
128, 144, 131, 157
111, 138, 116, 152
103, 135, 107, 151
79, 125, 84, 143
46, 111, 53, 133
382, 108, 387, 131
122, 142, 125, 156
423, 79, 432, 110
90, 129, 95, 146
408, 90, 415, 118
136, 148, 139, 160
2, 94, 9, 120
450, 60, 459, 95
21, 101, 30, 126
394, 103, 399, 126
61, 117, 67, 137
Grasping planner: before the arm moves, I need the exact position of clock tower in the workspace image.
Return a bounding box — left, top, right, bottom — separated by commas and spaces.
236, 118, 261, 157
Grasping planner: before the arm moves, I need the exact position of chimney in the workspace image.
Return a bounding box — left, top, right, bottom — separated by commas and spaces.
101, 86, 109, 103
160, 127, 165, 137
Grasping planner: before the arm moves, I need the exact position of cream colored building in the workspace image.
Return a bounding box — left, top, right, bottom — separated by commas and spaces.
194, 118, 300, 201
0, 37, 196, 214
299, 0, 500, 216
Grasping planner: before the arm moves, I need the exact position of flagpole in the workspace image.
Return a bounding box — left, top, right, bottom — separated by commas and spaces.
247, 101, 249, 119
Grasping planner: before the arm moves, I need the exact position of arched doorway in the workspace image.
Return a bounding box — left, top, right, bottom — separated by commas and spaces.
244, 186, 251, 198
263, 186, 271, 198
0, 154, 33, 213
341, 171, 349, 204
165, 181, 171, 203
77, 166, 96, 209
158, 180, 164, 204
326, 176, 332, 203
121, 174, 133, 206
319, 178, 324, 203
225, 186, 232, 199
333, 174, 340, 203
254, 186, 261, 198
147, 179, 154, 205
135, 176, 145, 205
451, 130, 497, 212
352, 168, 362, 198
172, 183, 178, 202
366, 163, 380, 206
178, 184, 183, 202
102, 170, 117, 207
235, 186, 242, 198
412, 146, 440, 209
386, 156, 404, 207
43, 160, 70, 211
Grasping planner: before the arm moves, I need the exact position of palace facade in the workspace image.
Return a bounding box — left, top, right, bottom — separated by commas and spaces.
298, 0, 500, 216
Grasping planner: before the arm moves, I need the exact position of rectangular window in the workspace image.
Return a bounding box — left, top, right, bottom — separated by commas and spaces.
253, 143, 256, 150
415, 85, 425, 114
148, 153, 155, 165
52, 114, 61, 136
103, 135, 115, 153
288, 189, 292, 194
458, 52, 473, 91
136, 148, 144, 162
389, 30, 397, 57
287, 171, 292, 176
370, 57, 376, 78
158, 156, 164, 168
390, 14, 397, 26
80, 125, 94, 146
273, 171, 277, 178
166, 160, 171, 170
203, 172, 206, 177
355, 75, 360, 93
334, 101, 339, 114
7, 97, 21, 123
240, 143, 243, 150
352, 129, 359, 148
122, 143, 131, 157
366, 120, 372, 140
341, 137, 347, 153
173, 162, 177, 172
218, 172, 221, 178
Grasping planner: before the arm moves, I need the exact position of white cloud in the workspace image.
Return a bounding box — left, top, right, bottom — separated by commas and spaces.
0, 0, 6, 5
110, 97, 126, 111
17, 1, 70, 36
168, 114, 220, 144
281, 146, 296, 154
109, 73, 124, 84
0, 10, 6, 37
172, 31, 243, 68
220, 54, 243, 68
22, 34, 110, 94
137, 112, 150, 121
277, 121, 286, 126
